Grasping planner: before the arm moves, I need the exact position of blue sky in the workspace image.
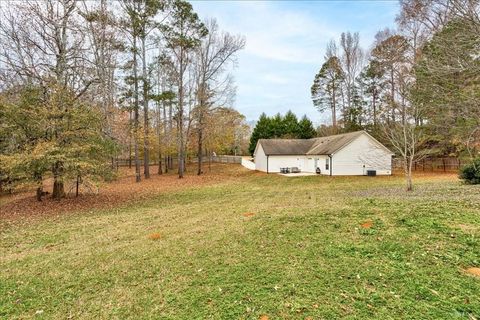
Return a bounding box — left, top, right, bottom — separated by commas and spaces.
191, 0, 399, 124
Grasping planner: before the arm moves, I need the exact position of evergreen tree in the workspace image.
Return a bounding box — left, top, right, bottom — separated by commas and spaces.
414, 17, 480, 157
298, 115, 316, 139
248, 112, 317, 155
270, 113, 284, 138
282, 110, 300, 138
311, 56, 344, 128
248, 113, 271, 155
357, 59, 384, 127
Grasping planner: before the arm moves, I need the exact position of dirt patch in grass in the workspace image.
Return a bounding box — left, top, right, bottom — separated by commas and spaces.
465, 267, 480, 277
0, 164, 256, 223
360, 220, 373, 229
148, 233, 162, 240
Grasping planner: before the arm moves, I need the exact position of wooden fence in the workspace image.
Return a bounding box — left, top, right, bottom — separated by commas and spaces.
116, 155, 242, 167
392, 157, 462, 172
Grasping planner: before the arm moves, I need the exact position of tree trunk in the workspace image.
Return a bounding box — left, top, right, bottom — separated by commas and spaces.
158, 128, 163, 175
197, 119, 203, 175
34, 172, 43, 201
141, 35, 150, 179
133, 30, 141, 183
52, 162, 65, 200
177, 50, 185, 179
332, 82, 337, 128
129, 111, 133, 169
52, 179, 65, 199
76, 175, 80, 197
162, 102, 168, 174
405, 157, 413, 191
36, 186, 43, 202
208, 150, 212, 171
390, 68, 396, 122
197, 133, 203, 175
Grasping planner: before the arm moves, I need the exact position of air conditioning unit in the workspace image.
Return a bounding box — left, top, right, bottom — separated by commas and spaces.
366, 170, 376, 176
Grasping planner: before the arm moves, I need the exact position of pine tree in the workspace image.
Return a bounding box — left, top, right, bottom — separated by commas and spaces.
248, 113, 271, 155
298, 115, 317, 139
162, 0, 207, 178
311, 56, 344, 128
282, 110, 300, 138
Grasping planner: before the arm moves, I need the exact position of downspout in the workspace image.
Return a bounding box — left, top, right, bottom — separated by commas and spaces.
328, 154, 332, 176
267, 155, 269, 174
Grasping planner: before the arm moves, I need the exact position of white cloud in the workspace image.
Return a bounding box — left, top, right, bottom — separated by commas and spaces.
193, 1, 337, 64
191, 1, 398, 121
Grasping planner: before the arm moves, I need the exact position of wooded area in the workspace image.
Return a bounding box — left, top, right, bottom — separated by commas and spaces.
0, 0, 247, 200
310, 0, 480, 190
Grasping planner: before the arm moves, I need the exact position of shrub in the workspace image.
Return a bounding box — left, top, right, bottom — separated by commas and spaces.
459, 158, 480, 184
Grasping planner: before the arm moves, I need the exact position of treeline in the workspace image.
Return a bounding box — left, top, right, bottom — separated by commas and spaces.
311, 0, 480, 190
248, 111, 316, 155
0, 0, 247, 200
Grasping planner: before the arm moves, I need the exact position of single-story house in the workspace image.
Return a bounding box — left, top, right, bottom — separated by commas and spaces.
253, 130, 393, 175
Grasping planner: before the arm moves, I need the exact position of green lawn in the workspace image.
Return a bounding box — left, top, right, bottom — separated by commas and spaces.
1, 168, 480, 319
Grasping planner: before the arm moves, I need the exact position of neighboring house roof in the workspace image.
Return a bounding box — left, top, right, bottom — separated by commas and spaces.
256, 131, 392, 156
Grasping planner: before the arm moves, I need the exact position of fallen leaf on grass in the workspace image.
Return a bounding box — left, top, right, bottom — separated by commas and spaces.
465, 267, 480, 277
361, 220, 373, 229
1, 164, 242, 222
243, 212, 255, 217
148, 233, 162, 240
259, 315, 269, 320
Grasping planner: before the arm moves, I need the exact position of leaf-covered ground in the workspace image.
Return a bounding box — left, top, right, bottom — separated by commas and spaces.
0, 164, 254, 221
1, 166, 480, 319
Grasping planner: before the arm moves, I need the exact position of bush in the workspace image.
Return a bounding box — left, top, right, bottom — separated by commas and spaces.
459, 158, 480, 184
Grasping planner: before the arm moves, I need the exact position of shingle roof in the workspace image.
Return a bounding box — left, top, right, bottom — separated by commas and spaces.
307, 131, 365, 155
257, 131, 372, 156
256, 139, 314, 155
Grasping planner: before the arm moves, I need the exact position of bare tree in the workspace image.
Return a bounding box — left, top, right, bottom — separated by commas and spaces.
193, 19, 245, 175
381, 105, 428, 191
80, 0, 120, 146
339, 32, 364, 123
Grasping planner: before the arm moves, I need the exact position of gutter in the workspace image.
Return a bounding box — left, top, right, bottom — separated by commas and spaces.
328, 154, 332, 176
